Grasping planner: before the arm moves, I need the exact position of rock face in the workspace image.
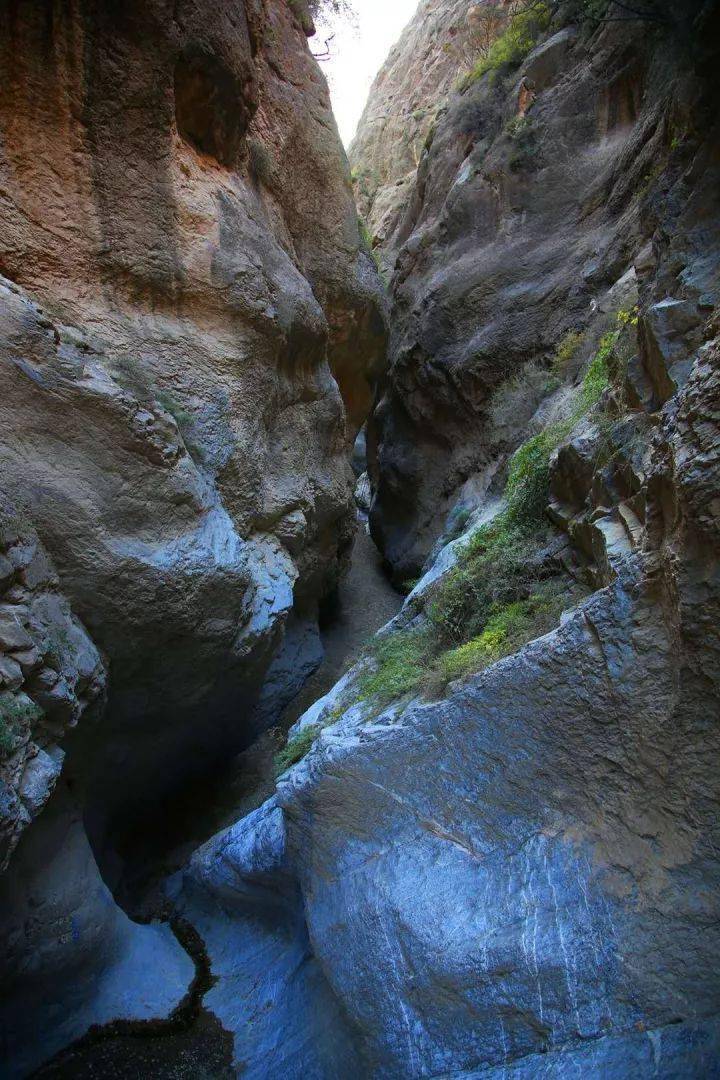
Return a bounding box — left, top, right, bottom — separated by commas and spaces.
0, 502, 105, 870
0, 0, 386, 827
0, 0, 386, 1071
364, 4, 720, 581
175, 4, 720, 1078
349, 0, 483, 255
179, 312, 720, 1080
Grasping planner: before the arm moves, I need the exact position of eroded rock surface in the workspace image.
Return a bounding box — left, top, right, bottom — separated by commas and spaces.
364, 4, 720, 581
0, 502, 105, 871
178, 4, 720, 1078
349, 0, 483, 258
180, 316, 720, 1080
0, 0, 386, 1072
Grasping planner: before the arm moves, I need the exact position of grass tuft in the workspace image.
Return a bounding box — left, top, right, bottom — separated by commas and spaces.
274, 724, 322, 776
0, 692, 43, 756
357, 630, 430, 706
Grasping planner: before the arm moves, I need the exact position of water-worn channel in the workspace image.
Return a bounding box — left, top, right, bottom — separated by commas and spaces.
35, 518, 402, 1078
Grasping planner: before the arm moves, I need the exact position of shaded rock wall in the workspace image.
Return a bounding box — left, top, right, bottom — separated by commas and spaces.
0, 502, 105, 870
0, 0, 386, 1070
0, 0, 386, 822
179, 274, 720, 1080
175, 5, 720, 1078
364, 4, 720, 581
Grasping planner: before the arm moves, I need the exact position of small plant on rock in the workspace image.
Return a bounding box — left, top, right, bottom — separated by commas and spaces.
462, 3, 551, 88
0, 692, 43, 757
274, 724, 322, 776
552, 330, 584, 376
357, 629, 430, 706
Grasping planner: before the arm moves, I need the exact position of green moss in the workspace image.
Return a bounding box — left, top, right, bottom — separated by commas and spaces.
274, 723, 322, 775
462, 3, 551, 87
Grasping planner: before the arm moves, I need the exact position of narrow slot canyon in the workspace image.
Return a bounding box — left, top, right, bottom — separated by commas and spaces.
1, 1, 720, 1078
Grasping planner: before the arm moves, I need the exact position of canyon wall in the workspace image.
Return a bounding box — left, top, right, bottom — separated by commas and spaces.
349, 0, 478, 255
0, 0, 386, 1071
176, 3, 720, 1078
366, 1, 720, 581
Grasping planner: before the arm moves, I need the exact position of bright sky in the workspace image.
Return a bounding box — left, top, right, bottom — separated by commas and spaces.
314, 0, 420, 147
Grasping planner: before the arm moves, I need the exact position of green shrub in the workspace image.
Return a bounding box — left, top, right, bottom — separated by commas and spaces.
357, 216, 386, 279
505, 423, 565, 527
348, 309, 640, 712
357, 630, 430, 706
463, 3, 551, 87
504, 314, 634, 527
580, 330, 614, 409
427, 520, 546, 646
274, 724, 321, 775
0, 692, 43, 756
552, 330, 584, 375
437, 585, 566, 683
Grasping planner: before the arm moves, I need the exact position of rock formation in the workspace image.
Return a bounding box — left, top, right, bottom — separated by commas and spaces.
0, 0, 385, 1071
171, 2, 720, 1078
349, 0, 481, 256
365, 1, 720, 581
2, 0, 720, 1077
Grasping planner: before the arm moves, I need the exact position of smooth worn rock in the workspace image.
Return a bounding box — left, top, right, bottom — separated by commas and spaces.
0, 789, 195, 1078
0, 0, 386, 1072
0, 0, 385, 834
363, 9, 720, 581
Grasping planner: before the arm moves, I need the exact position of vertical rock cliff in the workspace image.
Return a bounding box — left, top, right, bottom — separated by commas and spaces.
349, 0, 479, 253
0, 0, 386, 1072
168, 3, 720, 1078
3, 0, 720, 1077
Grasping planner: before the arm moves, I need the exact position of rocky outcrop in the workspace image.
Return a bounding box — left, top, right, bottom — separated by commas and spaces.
364, 3, 720, 581
0, 502, 105, 870
0, 0, 386, 1071
172, 4, 720, 1078
349, 0, 486, 257
177, 302, 720, 1080
0, 0, 386, 833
